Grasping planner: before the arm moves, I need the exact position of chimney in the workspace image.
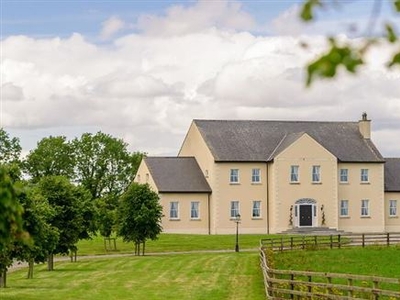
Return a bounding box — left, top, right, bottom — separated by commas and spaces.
359, 112, 371, 139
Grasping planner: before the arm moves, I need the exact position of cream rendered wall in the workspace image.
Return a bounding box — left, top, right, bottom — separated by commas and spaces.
338, 163, 385, 232
160, 193, 209, 234
178, 122, 218, 233
384, 192, 400, 232
270, 134, 338, 233
134, 160, 158, 192
212, 162, 268, 234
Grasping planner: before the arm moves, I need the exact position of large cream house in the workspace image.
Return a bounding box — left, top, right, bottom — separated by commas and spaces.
135, 114, 400, 234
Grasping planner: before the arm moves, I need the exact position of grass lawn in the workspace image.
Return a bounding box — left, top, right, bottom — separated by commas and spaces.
1, 252, 265, 300
76, 233, 273, 255
274, 245, 400, 278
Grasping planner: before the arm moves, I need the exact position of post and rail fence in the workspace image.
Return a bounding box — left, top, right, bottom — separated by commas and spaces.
260, 232, 400, 299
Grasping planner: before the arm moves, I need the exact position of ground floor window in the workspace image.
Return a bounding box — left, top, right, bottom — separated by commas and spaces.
340, 200, 349, 217
361, 199, 369, 217
252, 201, 261, 218
230, 201, 240, 218
170, 201, 179, 219
190, 201, 200, 219
389, 200, 397, 217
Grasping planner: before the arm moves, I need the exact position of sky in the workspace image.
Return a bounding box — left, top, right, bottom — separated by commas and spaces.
1, 0, 400, 157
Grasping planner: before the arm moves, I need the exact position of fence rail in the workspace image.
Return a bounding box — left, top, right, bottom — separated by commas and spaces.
260, 232, 400, 299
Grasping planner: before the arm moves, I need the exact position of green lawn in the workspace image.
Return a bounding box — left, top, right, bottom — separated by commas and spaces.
2, 252, 265, 300
274, 245, 400, 278
77, 233, 273, 255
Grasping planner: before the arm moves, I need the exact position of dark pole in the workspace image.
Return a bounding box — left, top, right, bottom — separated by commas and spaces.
235, 214, 240, 252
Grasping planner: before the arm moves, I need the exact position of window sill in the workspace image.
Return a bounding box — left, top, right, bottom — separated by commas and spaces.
360, 182, 370, 185
169, 218, 180, 221
312, 182, 322, 185
360, 216, 371, 218
252, 217, 263, 220
251, 182, 262, 185
339, 182, 349, 185
290, 182, 300, 185
229, 182, 240, 185
190, 218, 201, 221
339, 216, 350, 219
389, 216, 398, 219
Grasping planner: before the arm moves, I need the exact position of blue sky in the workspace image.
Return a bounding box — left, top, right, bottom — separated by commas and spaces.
1, 0, 400, 156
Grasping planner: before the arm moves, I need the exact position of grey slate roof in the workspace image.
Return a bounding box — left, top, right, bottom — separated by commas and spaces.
145, 157, 211, 193
194, 120, 384, 163
385, 158, 400, 192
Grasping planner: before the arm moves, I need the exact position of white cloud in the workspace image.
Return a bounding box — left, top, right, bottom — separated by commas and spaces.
1, 1, 400, 158
100, 16, 126, 40
136, 0, 255, 36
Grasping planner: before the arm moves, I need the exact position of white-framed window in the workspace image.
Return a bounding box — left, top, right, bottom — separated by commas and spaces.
190, 201, 200, 219
290, 165, 299, 182
361, 169, 369, 182
252, 168, 261, 183
389, 200, 397, 217
252, 201, 261, 218
230, 169, 239, 183
312, 165, 321, 183
340, 169, 348, 183
230, 201, 240, 218
361, 199, 369, 217
340, 200, 349, 216
169, 201, 179, 219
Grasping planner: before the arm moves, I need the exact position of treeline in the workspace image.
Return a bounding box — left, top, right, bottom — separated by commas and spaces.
0, 129, 162, 287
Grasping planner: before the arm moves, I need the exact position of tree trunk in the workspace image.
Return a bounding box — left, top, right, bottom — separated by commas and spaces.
70, 249, 77, 262
142, 241, 145, 256
0, 269, 7, 288
27, 258, 34, 279
47, 253, 54, 271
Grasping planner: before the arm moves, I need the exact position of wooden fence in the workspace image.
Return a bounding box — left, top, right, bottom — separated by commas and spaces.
260, 233, 400, 299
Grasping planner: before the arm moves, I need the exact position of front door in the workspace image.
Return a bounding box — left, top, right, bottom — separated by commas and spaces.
299, 205, 312, 226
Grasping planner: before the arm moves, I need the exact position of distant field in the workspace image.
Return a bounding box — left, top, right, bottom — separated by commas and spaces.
1, 252, 265, 300
274, 245, 400, 278
76, 233, 273, 255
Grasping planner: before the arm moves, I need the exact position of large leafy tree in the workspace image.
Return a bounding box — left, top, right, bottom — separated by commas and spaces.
23, 136, 75, 182
0, 129, 22, 181
37, 176, 90, 270
0, 168, 24, 287
300, 0, 400, 85
117, 183, 163, 256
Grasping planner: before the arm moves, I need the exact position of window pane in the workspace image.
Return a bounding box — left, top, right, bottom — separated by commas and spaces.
291, 165, 299, 182
191, 202, 199, 219
361, 200, 369, 216
231, 201, 239, 218
340, 200, 348, 216
340, 169, 348, 182
252, 201, 261, 218
390, 200, 397, 216
312, 166, 320, 182
361, 169, 369, 182
230, 169, 239, 183
252, 169, 261, 183
170, 202, 179, 219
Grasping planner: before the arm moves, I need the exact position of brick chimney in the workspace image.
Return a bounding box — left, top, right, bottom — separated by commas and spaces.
359, 112, 371, 139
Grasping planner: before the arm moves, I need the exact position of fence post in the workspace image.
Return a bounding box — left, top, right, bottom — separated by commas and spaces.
291, 237, 294, 250
281, 237, 284, 252
347, 278, 353, 298
330, 235, 333, 249
362, 234, 365, 248
302, 236, 305, 250
373, 280, 379, 300
338, 235, 341, 249
290, 273, 294, 300
387, 232, 390, 247
314, 236, 317, 247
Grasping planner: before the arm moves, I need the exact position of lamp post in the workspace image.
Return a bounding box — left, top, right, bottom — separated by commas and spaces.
234, 214, 241, 252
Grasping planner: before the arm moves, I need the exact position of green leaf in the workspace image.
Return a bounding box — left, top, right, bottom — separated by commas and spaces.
394, 0, 400, 12
388, 51, 400, 67
385, 23, 397, 43
300, 0, 322, 22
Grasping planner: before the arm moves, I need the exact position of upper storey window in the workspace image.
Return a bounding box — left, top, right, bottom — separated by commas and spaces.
230, 169, 239, 183
290, 165, 299, 183
361, 169, 369, 183
312, 165, 321, 183
340, 169, 348, 183
252, 168, 261, 183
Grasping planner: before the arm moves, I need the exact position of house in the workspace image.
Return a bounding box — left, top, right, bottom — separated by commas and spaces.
135, 113, 400, 234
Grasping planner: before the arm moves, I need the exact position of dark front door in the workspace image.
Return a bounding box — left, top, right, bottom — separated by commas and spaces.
299, 205, 312, 226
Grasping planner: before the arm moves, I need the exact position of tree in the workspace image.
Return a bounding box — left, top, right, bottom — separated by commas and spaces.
300, 0, 400, 85
0, 128, 22, 181
12, 183, 59, 279
37, 176, 88, 270
117, 183, 163, 256
0, 168, 24, 287
23, 136, 75, 182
